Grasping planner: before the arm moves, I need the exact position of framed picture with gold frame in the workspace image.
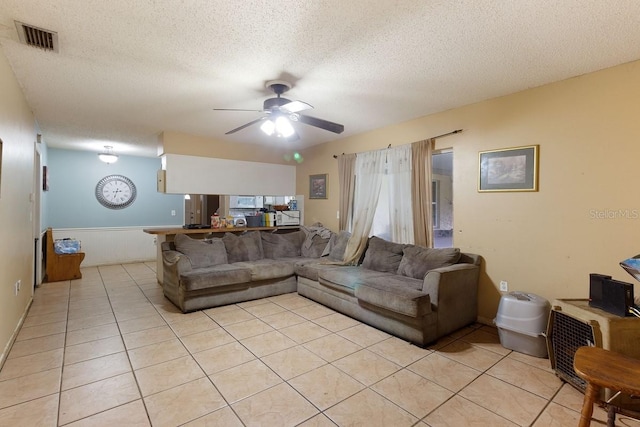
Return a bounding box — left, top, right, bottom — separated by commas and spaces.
478, 145, 539, 192
309, 174, 328, 199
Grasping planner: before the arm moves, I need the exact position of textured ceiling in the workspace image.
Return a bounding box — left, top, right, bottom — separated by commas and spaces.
1, 1, 640, 157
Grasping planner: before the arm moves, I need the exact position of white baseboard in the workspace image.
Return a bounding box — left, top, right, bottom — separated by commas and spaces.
0, 298, 32, 371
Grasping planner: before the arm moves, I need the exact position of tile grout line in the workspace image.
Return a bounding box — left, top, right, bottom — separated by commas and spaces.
56, 278, 72, 427
9, 262, 593, 426
102, 264, 156, 427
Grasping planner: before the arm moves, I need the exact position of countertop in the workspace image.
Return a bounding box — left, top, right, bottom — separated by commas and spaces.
142, 226, 300, 235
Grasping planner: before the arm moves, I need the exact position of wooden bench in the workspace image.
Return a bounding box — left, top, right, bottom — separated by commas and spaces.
573, 346, 640, 427
45, 228, 85, 282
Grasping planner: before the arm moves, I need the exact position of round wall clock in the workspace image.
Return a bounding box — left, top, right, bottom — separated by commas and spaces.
95, 175, 137, 209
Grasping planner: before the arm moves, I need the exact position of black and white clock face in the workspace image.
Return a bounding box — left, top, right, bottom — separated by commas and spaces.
95, 175, 137, 209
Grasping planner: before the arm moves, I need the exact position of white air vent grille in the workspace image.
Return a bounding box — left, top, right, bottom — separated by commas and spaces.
15, 21, 58, 53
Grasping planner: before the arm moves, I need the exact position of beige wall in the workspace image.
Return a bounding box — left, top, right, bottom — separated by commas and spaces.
159, 130, 294, 164
0, 52, 37, 361
296, 60, 640, 322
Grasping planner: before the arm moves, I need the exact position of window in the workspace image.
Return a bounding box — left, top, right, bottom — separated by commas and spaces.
369, 145, 413, 244
432, 179, 439, 229
357, 146, 452, 247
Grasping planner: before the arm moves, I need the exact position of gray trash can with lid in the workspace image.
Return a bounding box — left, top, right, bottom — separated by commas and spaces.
494, 291, 550, 358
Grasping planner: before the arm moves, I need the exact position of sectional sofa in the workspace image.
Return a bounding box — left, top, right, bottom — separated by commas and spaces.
161, 230, 480, 346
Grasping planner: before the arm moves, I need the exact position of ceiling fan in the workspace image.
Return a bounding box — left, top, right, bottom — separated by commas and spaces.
214, 80, 344, 139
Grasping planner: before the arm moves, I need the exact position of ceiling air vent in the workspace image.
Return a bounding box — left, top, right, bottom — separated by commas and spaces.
14, 21, 59, 53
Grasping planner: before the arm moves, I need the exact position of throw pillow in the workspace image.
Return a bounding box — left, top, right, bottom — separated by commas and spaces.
397, 246, 461, 279
222, 231, 264, 263
328, 231, 351, 261
361, 236, 407, 273
174, 234, 228, 268
261, 230, 305, 258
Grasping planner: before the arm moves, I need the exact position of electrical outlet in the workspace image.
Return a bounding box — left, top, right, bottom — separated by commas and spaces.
499, 280, 508, 292
171, 210, 176, 216
336, 211, 340, 219
14, 280, 20, 296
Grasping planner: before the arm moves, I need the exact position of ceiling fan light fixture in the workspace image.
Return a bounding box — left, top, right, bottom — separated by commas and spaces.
275, 116, 295, 138
260, 119, 275, 136
260, 116, 295, 138
219, 79, 344, 136
98, 146, 118, 164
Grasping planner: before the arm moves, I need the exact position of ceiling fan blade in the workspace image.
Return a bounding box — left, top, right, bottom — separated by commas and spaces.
214, 108, 263, 112
281, 100, 313, 113
225, 117, 266, 134
296, 115, 344, 134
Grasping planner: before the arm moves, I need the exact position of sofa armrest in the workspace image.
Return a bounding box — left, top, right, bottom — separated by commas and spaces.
422, 263, 479, 306
422, 263, 480, 335
162, 250, 192, 287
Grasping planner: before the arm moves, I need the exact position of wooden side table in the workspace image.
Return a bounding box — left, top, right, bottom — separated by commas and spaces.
573, 346, 640, 427
45, 228, 84, 282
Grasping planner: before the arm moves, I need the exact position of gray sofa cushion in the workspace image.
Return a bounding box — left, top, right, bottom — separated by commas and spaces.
365, 274, 423, 291
361, 236, 408, 273
223, 231, 264, 263
234, 259, 295, 281
174, 234, 228, 268
261, 230, 305, 258
397, 246, 461, 279
328, 231, 351, 261
180, 264, 252, 292
294, 261, 340, 282
355, 281, 432, 318
318, 266, 388, 295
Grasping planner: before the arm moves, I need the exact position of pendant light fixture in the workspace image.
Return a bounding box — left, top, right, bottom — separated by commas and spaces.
98, 146, 118, 164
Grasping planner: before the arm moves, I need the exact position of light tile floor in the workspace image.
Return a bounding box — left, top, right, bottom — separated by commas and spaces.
1, 262, 639, 426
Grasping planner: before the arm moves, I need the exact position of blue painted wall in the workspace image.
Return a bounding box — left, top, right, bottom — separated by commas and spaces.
46, 148, 184, 228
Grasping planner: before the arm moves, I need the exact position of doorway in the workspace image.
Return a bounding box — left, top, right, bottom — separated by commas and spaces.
432, 150, 453, 248
33, 144, 43, 290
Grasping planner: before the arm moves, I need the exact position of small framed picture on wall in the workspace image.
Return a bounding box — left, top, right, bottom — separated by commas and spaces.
309, 174, 328, 199
43, 165, 49, 191
478, 145, 539, 192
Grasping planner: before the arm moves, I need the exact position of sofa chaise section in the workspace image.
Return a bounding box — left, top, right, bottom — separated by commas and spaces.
162, 230, 481, 348
296, 237, 480, 347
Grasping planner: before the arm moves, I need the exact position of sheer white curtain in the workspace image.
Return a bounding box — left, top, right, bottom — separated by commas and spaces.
342, 149, 385, 265
387, 144, 414, 243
